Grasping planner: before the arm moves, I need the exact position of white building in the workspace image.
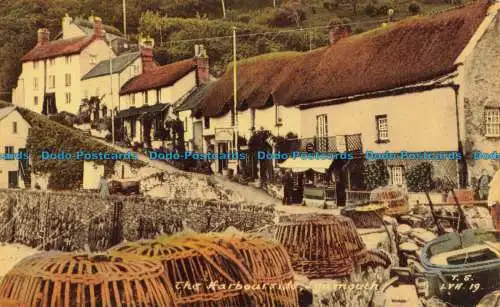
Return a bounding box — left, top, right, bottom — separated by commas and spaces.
288, 1, 499, 190
81, 51, 142, 116
12, 17, 115, 115
117, 45, 210, 147
0, 106, 31, 189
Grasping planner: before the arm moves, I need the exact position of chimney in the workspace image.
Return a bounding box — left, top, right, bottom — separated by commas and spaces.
93, 16, 103, 38
62, 13, 73, 39
141, 46, 155, 73
328, 25, 351, 45
37, 28, 50, 46
195, 45, 210, 85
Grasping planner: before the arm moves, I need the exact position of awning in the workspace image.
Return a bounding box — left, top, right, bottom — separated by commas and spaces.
278, 157, 333, 173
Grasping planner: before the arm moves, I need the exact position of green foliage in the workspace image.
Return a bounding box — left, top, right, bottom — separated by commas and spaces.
268, 2, 307, 28
406, 162, 433, 192
17, 107, 145, 190
362, 160, 389, 190
408, 2, 421, 15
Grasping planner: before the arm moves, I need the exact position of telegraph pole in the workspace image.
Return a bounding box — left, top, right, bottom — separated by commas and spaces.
221, 0, 226, 18
122, 0, 127, 37
232, 26, 239, 172
110, 48, 115, 145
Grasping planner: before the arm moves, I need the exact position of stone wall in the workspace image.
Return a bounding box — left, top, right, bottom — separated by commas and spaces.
0, 189, 275, 252
463, 12, 500, 181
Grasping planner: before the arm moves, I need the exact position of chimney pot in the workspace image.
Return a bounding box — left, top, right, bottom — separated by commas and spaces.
93, 16, 103, 38
37, 28, 50, 46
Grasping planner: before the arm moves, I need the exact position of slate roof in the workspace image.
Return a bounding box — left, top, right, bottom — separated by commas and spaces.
120, 59, 196, 95
115, 103, 169, 119
174, 84, 212, 113
21, 36, 96, 62
82, 52, 140, 80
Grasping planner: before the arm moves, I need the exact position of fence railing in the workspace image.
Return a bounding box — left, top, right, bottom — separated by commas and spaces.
345, 190, 371, 205
282, 134, 363, 153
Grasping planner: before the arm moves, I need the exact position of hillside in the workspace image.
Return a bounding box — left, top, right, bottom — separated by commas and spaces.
0, 101, 145, 189
0, 0, 460, 99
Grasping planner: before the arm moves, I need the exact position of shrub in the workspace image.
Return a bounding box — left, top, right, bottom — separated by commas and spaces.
238, 14, 252, 23
408, 2, 421, 15
268, 3, 307, 28
378, 4, 390, 16
365, 4, 378, 17
406, 162, 433, 192
362, 160, 389, 190
49, 112, 77, 128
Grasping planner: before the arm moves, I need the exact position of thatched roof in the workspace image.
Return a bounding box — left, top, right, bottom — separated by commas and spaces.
275, 0, 491, 106
197, 1, 491, 116
195, 52, 304, 117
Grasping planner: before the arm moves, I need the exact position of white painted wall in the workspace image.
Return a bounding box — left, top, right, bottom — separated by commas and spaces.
82, 57, 141, 113
0, 110, 30, 188
83, 161, 104, 189
300, 87, 459, 152
13, 38, 114, 115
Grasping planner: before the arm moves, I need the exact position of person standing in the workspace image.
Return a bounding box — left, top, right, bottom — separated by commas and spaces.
478, 169, 492, 200
488, 169, 500, 230
282, 169, 293, 205
97, 175, 110, 198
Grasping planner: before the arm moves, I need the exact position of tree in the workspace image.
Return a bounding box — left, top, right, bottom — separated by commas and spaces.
362, 160, 389, 190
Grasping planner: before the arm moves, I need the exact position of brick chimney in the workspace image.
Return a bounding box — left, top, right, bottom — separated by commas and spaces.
93, 16, 103, 38
141, 46, 155, 73
195, 45, 210, 85
328, 25, 351, 44
37, 28, 50, 46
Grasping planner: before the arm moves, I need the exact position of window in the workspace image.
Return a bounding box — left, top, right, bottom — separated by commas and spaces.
12, 122, 17, 134
5, 146, 14, 154
184, 118, 188, 132
204, 116, 210, 129
34, 96, 38, 105
65, 92, 71, 104
65, 56, 71, 64
65, 73, 71, 86
485, 108, 500, 137
316, 114, 328, 151
90, 55, 97, 65
49, 58, 55, 66
33, 61, 39, 69
376, 115, 389, 141
391, 166, 404, 185
130, 94, 135, 105
48, 75, 55, 89
33, 77, 38, 90
144, 92, 148, 104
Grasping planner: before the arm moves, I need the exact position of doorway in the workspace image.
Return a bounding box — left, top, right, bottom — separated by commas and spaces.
218, 142, 228, 173
8, 171, 18, 188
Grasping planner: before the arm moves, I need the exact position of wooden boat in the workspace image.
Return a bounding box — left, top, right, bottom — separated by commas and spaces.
420, 229, 500, 306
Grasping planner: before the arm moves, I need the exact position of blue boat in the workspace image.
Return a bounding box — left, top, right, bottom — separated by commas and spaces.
420, 229, 500, 306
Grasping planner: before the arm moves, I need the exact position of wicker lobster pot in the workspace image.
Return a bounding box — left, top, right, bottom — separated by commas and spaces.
0, 252, 175, 306
108, 231, 298, 307
446, 189, 475, 203
276, 214, 390, 279
340, 203, 387, 228
370, 187, 410, 216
